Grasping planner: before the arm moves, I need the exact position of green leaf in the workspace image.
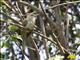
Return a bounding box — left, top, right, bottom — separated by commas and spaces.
8, 25, 19, 31
3, 41, 11, 48
11, 34, 22, 42
11, 35, 18, 42
67, 54, 76, 60
0, 41, 4, 47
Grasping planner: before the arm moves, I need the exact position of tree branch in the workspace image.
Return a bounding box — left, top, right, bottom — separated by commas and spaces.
49, 1, 80, 9
19, 1, 59, 31
30, 35, 40, 60
0, 12, 22, 25
2, 1, 15, 12
34, 31, 57, 45
19, 1, 43, 14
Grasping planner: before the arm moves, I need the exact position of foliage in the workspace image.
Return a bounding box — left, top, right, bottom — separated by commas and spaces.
0, 0, 80, 60
8, 25, 19, 31
67, 54, 76, 60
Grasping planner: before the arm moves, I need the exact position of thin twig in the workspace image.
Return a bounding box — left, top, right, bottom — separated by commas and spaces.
2, 1, 15, 12
30, 35, 40, 60
15, 1, 24, 20
19, 1, 43, 14
2, 1, 23, 21
38, 15, 49, 59
34, 31, 70, 54
34, 31, 57, 44
19, 1, 60, 31
39, 1, 65, 54
16, 1, 23, 16
7, 23, 49, 44
10, 22, 70, 54
0, 12, 22, 25
49, 1, 80, 9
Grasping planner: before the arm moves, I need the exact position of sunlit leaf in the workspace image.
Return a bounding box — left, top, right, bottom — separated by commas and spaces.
11, 34, 22, 43
67, 54, 76, 60
0, 41, 4, 47
3, 41, 10, 48
8, 25, 19, 31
